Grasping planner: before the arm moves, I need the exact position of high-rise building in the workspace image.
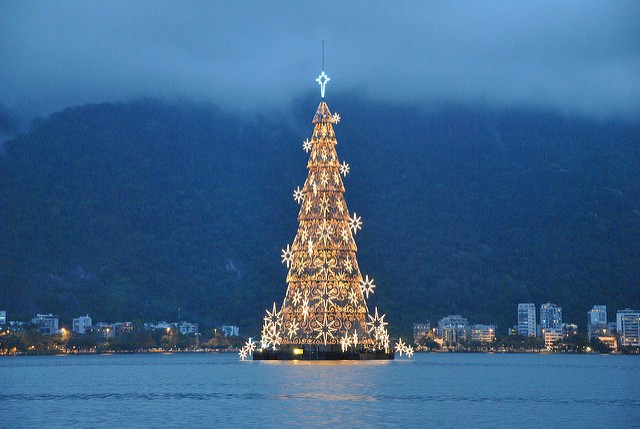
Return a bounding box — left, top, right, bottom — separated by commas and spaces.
617, 309, 640, 347
72, 315, 92, 334
0, 310, 6, 325
540, 302, 562, 331
31, 313, 59, 335
587, 305, 608, 340
517, 303, 536, 337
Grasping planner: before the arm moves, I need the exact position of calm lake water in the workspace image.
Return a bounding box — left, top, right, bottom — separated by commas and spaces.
0, 352, 638, 428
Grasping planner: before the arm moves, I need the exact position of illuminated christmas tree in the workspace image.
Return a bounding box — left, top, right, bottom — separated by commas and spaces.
250, 63, 399, 360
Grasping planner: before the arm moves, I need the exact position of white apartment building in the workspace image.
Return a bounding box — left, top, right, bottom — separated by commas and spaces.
617, 309, 640, 347
517, 303, 536, 337
31, 313, 59, 335
587, 305, 608, 340
470, 324, 496, 343
72, 315, 92, 334
540, 303, 562, 331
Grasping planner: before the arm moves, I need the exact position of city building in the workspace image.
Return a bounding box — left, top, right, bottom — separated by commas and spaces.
470, 324, 496, 343
517, 303, 536, 337
72, 315, 92, 334
412, 322, 431, 344
587, 305, 608, 340
0, 310, 6, 325
31, 313, 59, 335
544, 328, 563, 350
438, 315, 469, 345
617, 309, 640, 347
87, 323, 115, 339
562, 323, 578, 337
221, 325, 239, 337
540, 302, 562, 331
177, 321, 198, 335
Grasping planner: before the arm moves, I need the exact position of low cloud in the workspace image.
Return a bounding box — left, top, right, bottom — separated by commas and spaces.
1, 1, 638, 122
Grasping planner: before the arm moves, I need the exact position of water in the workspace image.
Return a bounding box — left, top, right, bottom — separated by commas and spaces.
0, 353, 638, 428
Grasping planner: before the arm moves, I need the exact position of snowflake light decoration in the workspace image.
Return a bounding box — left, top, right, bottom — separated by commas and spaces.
291, 289, 302, 306
303, 138, 312, 153
394, 338, 406, 356
349, 212, 362, 234
360, 275, 376, 298
239, 348, 248, 360
339, 161, 350, 177
281, 244, 293, 268
245, 339, 256, 356
332, 113, 341, 123
348, 289, 359, 307
405, 345, 414, 358
293, 186, 304, 204
341, 333, 350, 352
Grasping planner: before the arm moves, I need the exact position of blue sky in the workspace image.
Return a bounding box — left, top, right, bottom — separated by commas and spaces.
1, 1, 639, 125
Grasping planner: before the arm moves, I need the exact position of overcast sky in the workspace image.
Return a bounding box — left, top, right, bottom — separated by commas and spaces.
1, 1, 639, 127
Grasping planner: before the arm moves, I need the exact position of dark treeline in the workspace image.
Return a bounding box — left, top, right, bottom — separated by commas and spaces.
1, 95, 639, 336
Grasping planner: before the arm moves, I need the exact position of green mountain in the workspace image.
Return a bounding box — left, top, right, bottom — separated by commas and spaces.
1, 97, 639, 335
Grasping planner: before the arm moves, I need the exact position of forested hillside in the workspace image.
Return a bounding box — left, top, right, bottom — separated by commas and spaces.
1, 96, 638, 335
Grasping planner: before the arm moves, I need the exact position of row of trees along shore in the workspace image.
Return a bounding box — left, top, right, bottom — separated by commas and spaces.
0, 323, 244, 355
2, 323, 637, 355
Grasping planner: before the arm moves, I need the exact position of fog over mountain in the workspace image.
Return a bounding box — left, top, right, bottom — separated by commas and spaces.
1, 96, 638, 334
1, 1, 639, 128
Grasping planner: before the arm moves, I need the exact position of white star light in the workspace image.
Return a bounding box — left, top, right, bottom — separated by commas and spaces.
293, 186, 304, 204
281, 244, 293, 268
287, 319, 300, 339
395, 338, 406, 356
360, 275, 376, 298
332, 113, 341, 123
316, 71, 330, 98
239, 348, 248, 360
315, 314, 337, 345
303, 138, 312, 153
349, 213, 362, 234
367, 307, 387, 333
339, 161, 350, 177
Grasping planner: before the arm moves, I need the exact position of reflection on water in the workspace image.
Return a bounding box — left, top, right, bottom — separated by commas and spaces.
0, 353, 638, 428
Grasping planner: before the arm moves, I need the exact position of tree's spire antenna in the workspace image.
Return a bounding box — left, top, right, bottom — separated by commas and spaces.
316, 40, 330, 98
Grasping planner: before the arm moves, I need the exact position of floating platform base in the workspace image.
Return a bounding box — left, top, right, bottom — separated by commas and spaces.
253, 348, 394, 361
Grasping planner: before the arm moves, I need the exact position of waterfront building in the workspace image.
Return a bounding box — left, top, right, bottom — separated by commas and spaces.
412, 322, 430, 344
587, 305, 608, 340
438, 315, 469, 345
617, 309, 640, 347
72, 315, 92, 334
221, 325, 239, 337
517, 303, 536, 337
540, 303, 562, 331
0, 310, 6, 325
178, 321, 198, 335
544, 328, 563, 350
562, 323, 578, 337
31, 313, 59, 335
470, 324, 496, 343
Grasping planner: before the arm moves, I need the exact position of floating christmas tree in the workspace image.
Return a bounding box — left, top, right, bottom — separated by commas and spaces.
250, 60, 397, 360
